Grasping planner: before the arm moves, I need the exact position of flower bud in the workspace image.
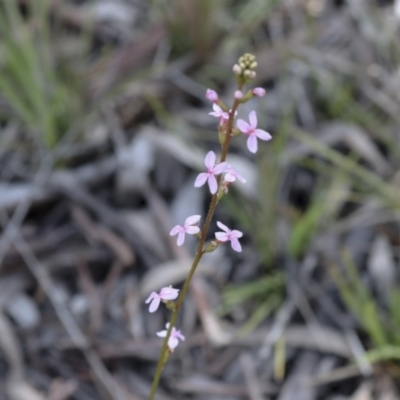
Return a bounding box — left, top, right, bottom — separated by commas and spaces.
252, 87, 265, 97
233, 64, 241, 74
203, 240, 219, 253
250, 61, 258, 69
234, 90, 243, 99
206, 89, 219, 103
244, 69, 252, 78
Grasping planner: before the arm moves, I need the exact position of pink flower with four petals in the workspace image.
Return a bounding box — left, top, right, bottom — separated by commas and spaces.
145, 287, 179, 313
195, 151, 228, 194
215, 221, 243, 252
209, 104, 229, 125
236, 111, 272, 153
170, 215, 201, 246
157, 323, 185, 350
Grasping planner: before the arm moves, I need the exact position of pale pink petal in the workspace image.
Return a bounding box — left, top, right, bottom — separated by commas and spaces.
176, 331, 185, 341
213, 161, 229, 175
224, 172, 235, 182
208, 175, 218, 194
230, 238, 242, 252
149, 296, 161, 313
186, 226, 200, 235
206, 89, 218, 102
194, 173, 208, 187
209, 111, 221, 117
145, 292, 158, 304
216, 221, 230, 232
156, 330, 167, 338
247, 134, 258, 153
165, 323, 170, 329
236, 119, 251, 133
170, 225, 181, 236
160, 287, 179, 300
204, 151, 216, 169
177, 231, 185, 246
255, 129, 272, 141
215, 232, 229, 241
230, 230, 243, 238
213, 104, 222, 113
168, 336, 179, 349
249, 111, 257, 129
236, 173, 247, 183
185, 215, 201, 226
252, 87, 265, 97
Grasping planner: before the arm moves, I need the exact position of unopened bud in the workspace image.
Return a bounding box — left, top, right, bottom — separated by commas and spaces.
244, 69, 252, 78
165, 300, 176, 311
250, 61, 258, 69
233, 64, 241, 74
206, 89, 219, 103
203, 240, 219, 253
252, 87, 265, 97
234, 90, 243, 99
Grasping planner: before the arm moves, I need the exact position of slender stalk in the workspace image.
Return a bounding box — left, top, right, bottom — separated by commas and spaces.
148, 94, 242, 400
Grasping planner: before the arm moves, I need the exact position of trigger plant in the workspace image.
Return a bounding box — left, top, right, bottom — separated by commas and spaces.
146, 53, 272, 400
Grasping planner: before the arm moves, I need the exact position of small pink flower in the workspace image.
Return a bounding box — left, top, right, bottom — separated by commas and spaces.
224, 165, 246, 183
209, 104, 229, 125
194, 151, 228, 194
206, 89, 219, 103
145, 287, 179, 313
234, 90, 243, 99
215, 221, 243, 252
236, 111, 272, 153
170, 215, 201, 246
157, 323, 185, 350
252, 87, 265, 97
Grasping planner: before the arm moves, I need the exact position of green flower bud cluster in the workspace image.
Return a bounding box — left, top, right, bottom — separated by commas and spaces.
233, 53, 258, 85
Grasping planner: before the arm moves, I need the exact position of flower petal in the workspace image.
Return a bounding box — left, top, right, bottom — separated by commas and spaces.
149, 296, 161, 313
176, 331, 185, 341
208, 175, 218, 194
213, 161, 229, 175
160, 287, 179, 300
216, 221, 230, 232
204, 151, 216, 169
230, 230, 243, 238
247, 134, 258, 153
224, 172, 235, 182
186, 226, 200, 235
156, 330, 167, 337
215, 232, 229, 241
170, 225, 181, 236
236, 119, 251, 133
168, 336, 179, 349
185, 215, 201, 226
177, 231, 185, 246
255, 129, 272, 141
249, 111, 257, 128
230, 238, 242, 252
194, 173, 208, 188
209, 111, 221, 117
145, 292, 158, 304
236, 172, 247, 183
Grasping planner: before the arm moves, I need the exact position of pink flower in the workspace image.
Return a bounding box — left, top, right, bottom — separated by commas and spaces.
157, 323, 185, 350
209, 104, 230, 125
194, 151, 228, 194
236, 111, 272, 153
206, 89, 219, 103
170, 215, 201, 246
252, 87, 265, 97
234, 90, 243, 99
145, 287, 179, 313
215, 221, 243, 252
224, 165, 246, 183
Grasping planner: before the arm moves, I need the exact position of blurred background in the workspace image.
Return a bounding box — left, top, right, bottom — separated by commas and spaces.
1, 0, 400, 399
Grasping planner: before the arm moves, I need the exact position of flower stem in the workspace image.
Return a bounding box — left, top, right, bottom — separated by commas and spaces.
148, 94, 242, 400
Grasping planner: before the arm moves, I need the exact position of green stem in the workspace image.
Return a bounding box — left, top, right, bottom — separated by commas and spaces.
148, 94, 242, 400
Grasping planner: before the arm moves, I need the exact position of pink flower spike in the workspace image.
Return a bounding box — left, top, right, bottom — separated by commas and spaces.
206, 89, 219, 103
252, 87, 266, 97
215, 221, 243, 252
209, 104, 229, 125
194, 151, 229, 194
170, 215, 201, 246
156, 323, 185, 350
224, 165, 246, 183
235, 90, 243, 99
236, 110, 272, 154
145, 287, 179, 313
